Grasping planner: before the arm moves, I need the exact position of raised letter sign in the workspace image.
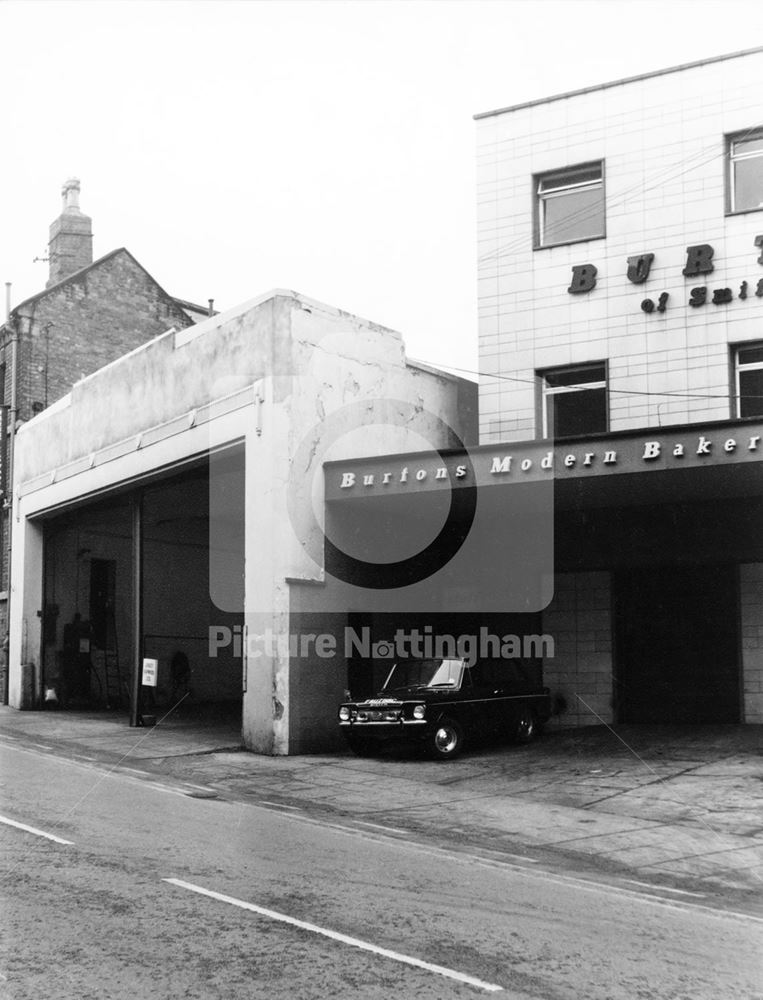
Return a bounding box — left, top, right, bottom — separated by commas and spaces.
755, 235, 763, 266
568, 264, 598, 295
626, 253, 654, 284
683, 244, 715, 277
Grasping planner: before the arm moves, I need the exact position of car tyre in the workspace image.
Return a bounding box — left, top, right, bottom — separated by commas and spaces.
427, 718, 465, 760
515, 705, 539, 744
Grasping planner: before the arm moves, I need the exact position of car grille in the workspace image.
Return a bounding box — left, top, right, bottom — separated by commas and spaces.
356, 709, 401, 723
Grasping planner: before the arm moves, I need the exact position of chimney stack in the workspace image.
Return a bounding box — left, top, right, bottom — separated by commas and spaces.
46, 178, 93, 287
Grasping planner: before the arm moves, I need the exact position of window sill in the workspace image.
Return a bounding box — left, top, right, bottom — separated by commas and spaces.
533, 232, 606, 251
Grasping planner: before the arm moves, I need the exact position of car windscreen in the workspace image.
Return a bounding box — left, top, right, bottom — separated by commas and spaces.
382, 658, 466, 691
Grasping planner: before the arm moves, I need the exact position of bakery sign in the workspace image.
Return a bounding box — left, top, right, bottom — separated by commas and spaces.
326, 421, 763, 499
568, 236, 763, 314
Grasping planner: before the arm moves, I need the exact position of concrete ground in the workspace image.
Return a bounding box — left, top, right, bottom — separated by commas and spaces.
1, 705, 761, 905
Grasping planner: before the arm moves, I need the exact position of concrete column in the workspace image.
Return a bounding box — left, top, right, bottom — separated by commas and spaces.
8, 514, 44, 708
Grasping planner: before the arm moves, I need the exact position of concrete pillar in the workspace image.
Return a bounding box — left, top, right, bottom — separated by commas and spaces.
8, 515, 44, 708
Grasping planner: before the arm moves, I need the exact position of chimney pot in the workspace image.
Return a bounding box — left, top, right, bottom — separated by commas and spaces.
47, 178, 93, 287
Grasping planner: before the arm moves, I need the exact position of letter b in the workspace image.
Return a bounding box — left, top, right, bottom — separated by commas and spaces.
568, 264, 598, 295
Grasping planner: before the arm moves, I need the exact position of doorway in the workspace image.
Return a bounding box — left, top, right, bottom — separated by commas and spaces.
615, 565, 740, 723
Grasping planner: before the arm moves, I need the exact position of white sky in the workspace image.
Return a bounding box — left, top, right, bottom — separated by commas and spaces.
2, 0, 762, 376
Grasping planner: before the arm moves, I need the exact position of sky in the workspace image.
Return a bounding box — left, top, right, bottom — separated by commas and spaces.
2, 0, 763, 377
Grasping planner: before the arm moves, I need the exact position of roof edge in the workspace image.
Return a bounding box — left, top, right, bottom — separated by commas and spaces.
474, 46, 763, 120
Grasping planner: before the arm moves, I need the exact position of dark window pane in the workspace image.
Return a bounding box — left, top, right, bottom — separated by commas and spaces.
738, 345, 763, 365
544, 364, 605, 388
549, 388, 607, 438
739, 369, 763, 417
733, 158, 763, 211
542, 186, 604, 244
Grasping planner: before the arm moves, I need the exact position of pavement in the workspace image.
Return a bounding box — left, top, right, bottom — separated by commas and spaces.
1, 704, 762, 906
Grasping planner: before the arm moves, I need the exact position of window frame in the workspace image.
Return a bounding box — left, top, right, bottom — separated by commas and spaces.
732, 342, 763, 418
726, 129, 763, 216
537, 361, 609, 440
533, 160, 606, 249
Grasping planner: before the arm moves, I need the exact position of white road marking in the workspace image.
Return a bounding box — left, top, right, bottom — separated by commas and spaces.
0, 814, 73, 845
259, 801, 301, 810
624, 879, 706, 898
250, 810, 763, 925
354, 820, 411, 835
163, 877, 504, 993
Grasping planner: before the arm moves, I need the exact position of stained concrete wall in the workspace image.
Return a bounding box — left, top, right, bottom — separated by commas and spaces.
9, 290, 473, 754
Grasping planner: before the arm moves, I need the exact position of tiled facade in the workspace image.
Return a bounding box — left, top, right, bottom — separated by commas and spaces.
741, 563, 763, 724
541, 572, 613, 728
476, 49, 763, 443
475, 49, 763, 728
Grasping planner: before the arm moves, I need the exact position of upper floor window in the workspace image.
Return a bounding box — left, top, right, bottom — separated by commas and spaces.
727, 130, 763, 214
535, 162, 604, 248
539, 362, 608, 439
734, 343, 763, 418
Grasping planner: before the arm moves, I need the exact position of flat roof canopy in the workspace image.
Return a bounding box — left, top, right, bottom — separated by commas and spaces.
325, 418, 763, 510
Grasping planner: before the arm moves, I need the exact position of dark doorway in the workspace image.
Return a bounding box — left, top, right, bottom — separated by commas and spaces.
615, 565, 740, 723
90, 558, 116, 651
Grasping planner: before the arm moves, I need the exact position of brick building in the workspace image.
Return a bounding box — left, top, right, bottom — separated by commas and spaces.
0, 179, 210, 648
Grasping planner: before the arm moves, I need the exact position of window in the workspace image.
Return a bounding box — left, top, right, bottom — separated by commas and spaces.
535, 162, 604, 247
734, 343, 763, 418
539, 362, 608, 439
727, 130, 763, 213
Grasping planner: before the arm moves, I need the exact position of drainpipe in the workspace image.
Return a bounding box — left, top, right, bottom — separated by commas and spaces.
3, 284, 17, 705
129, 492, 143, 726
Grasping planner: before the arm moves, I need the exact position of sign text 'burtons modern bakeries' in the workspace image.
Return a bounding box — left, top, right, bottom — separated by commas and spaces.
327, 421, 763, 499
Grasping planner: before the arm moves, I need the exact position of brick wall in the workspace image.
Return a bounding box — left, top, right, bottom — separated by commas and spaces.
741, 563, 763, 724
0, 249, 195, 638
7, 250, 193, 423
476, 50, 763, 443
542, 571, 613, 728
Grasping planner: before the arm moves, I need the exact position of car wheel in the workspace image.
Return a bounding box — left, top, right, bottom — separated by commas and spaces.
346, 733, 374, 756
428, 718, 464, 760
515, 705, 538, 744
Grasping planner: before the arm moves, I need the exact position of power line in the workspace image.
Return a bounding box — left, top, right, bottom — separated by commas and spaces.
421, 361, 763, 402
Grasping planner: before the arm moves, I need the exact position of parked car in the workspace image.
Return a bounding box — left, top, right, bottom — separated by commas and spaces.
338, 656, 551, 760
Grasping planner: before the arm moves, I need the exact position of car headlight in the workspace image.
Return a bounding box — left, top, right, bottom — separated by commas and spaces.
413, 704, 426, 719
339, 706, 351, 721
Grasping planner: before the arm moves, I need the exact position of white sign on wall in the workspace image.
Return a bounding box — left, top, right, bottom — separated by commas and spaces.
142, 658, 158, 687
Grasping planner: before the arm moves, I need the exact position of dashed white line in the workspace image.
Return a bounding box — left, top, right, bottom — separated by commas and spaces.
354, 820, 411, 835
259, 801, 301, 810
624, 879, 706, 898
163, 877, 504, 993
0, 814, 73, 845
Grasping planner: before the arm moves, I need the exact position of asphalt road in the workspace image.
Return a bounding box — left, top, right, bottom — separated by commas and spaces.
0, 744, 760, 1000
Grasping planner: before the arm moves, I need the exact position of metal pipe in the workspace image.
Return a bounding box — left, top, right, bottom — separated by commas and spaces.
129, 492, 143, 726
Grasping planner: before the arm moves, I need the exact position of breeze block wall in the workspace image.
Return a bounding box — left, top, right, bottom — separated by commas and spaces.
741, 563, 763, 724
542, 571, 613, 729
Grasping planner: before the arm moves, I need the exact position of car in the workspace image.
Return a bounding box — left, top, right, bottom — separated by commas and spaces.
338, 656, 551, 760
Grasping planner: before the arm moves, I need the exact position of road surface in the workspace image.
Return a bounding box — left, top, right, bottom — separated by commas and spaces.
0, 743, 760, 999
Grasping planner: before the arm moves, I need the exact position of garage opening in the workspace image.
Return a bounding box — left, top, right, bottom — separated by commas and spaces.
39, 446, 245, 741
615, 565, 740, 723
